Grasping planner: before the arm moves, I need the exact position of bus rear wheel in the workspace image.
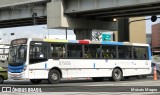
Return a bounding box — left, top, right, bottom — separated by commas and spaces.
48, 69, 60, 84
30, 79, 41, 84
0, 76, 4, 84
112, 68, 123, 81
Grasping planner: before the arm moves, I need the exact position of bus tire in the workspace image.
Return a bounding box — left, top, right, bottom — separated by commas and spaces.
48, 69, 60, 84
112, 68, 122, 81
92, 77, 104, 82
0, 76, 4, 84
30, 79, 41, 84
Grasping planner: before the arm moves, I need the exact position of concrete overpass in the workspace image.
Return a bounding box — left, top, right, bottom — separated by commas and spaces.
1, 0, 160, 28
65, 0, 160, 19
0, 0, 49, 28
1, 0, 160, 41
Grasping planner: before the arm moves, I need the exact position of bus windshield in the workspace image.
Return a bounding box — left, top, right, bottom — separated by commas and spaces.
8, 45, 27, 66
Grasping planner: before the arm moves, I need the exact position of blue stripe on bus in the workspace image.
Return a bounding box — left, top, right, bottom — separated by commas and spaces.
93, 63, 95, 68
148, 46, 152, 60
8, 64, 24, 69
101, 41, 123, 45
68, 40, 79, 43
45, 63, 47, 69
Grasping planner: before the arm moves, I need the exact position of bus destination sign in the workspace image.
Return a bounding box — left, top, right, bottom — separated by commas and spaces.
11, 39, 27, 45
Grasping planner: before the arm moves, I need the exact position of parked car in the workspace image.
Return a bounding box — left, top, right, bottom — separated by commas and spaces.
0, 67, 8, 83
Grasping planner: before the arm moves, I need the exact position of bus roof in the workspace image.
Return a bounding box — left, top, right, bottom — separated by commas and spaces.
28, 38, 149, 47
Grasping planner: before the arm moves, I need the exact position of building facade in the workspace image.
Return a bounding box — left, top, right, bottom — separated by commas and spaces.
129, 17, 146, 43
152, 23, 160, 48
152, 23, 160, 53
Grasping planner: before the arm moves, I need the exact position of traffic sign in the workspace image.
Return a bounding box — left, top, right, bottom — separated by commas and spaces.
102, 34, 111, 41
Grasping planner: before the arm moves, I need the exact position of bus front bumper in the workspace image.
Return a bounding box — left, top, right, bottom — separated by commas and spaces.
8, 72, 27, 80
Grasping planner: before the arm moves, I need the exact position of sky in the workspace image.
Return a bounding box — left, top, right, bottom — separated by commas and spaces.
146, 16, 160, 34
0, 25, 75, 43
0, 16, 160, 43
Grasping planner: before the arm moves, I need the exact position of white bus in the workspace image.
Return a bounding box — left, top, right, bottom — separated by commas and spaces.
8, 38, 152, 84
0, 44, 10, 69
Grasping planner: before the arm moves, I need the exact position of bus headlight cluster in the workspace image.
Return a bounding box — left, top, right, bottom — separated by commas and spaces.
23, 66, 27, 72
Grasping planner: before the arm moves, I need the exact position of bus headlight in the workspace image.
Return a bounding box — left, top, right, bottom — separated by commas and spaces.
23, 66, 27, 72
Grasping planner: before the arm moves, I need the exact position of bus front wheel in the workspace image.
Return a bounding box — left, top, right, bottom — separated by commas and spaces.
0, 76, 4, 84
112, 68, 123, 81
30, 79, 41, 84
48, 69, 60, 84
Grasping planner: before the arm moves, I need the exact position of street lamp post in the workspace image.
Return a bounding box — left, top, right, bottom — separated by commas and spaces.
129, 16, 159, 25
66, 28, 68, 40
130, 18, 152, 25
42, 27, 49, 39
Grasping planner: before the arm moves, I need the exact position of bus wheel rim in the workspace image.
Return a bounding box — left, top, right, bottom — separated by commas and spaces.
51, 73, 58, 80
115, 72, 120, 79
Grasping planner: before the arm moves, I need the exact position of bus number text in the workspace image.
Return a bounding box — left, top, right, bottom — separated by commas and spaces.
59, 61, 71, 65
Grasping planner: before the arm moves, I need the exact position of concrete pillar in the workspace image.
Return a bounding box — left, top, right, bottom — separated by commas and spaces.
129, 17, 146, 43
117, 18, 129, 42
74, 29, 92, 40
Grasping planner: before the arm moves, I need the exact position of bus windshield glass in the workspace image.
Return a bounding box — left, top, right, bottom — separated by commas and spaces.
8, 45, 27, 66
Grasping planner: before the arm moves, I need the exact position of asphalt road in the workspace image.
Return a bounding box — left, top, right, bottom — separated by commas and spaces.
0, 76, 160, 95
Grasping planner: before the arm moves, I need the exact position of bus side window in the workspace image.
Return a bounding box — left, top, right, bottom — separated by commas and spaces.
102, 45, 116, 59
84, 45, 101, 58
118, 46, 132, 59
37, 47, 46, 59
51, 47, 56, 57
103, 49, 109, 58
68, 44, 82, 58
111, 48, 115, 58
51, 44, 66, 58
143, 54, 146, 59
133, 47, 148, 60
96, 46, 101, 58
84, 45, 92, 58
70, 50, 81, 57
86, 51, 92, 58
33, 47, 39, 58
